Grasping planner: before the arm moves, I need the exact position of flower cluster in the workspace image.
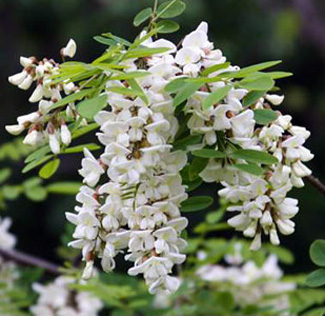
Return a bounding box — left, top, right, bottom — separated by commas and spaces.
174, 23, 313, 250
0, 216, 19, 288
6, 39, 77, 154
196, 253, 296, 315
30, 276, 103, 316
66, 35, 189, 294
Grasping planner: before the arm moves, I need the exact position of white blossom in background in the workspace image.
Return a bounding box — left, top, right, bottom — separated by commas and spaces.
196, 254, 296, 315
30, 276, 103, 316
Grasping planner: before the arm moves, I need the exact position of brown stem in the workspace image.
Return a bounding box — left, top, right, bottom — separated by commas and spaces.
0, 248, 60, 275
306, 174, 325, 197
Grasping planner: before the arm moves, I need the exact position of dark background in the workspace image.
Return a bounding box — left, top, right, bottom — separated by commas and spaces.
1, 0, 325, 274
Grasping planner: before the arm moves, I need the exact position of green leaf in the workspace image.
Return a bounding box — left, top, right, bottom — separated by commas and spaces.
222, 60, 282, 79
77, 95, 107, 119
242, 90, 266, 107
157, 20, 180, 33
101, 32, 131, 46
310, 240, 325, 267
25, 146, 51, 163
206, 210, 224, 224
125, 47, 171, 59
156, 0, 186, 19
127, 78, 149, 105
173, 135, 202, 150
254, 109, 279, 125
93, 36, 116, 46
165, 77, 188, 93
2, 185, 22, 200
203, 86, 232, 109
173, 82, 204, 107
133, 7, 152, 27
306, 269, 325, 287
201, 62, 231, 76
0, 168, 12, 184
110, 71, 150, 81
72, 123, 99, 139
47, 182, 81, 195
233, 163, 264, 176
189, 157, 209, 181
238, 75, 275, 91
266, 71, 293, 79
192, 149, 226, 159
39, 159, 60, 179
63, 143, 101, 154
231, 149, 278, 165
181, 196, 214, 212
25, 186, 47, 202
22, 155, 52, 174
49, 89, 96, 111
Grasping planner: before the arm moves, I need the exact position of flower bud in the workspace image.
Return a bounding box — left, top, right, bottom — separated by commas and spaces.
49, 133, 61, 154
38, 100, 52, 115
5, 124, 25, 135
82, 260, 94, 280
60, 124, 71, 146
266, 94, 285, 105
62, 39, 77, 58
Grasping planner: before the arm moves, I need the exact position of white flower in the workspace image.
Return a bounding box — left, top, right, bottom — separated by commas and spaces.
266, 94, 285, 105
29, 84, 44, 103
62, 39, 77, 58
79, 148, 105, 187
8, 70, 28, 86
49, 133, 61, 154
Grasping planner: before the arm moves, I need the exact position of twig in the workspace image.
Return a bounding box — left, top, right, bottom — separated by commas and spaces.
0, 248, 60, 275
306, 174, 325, 197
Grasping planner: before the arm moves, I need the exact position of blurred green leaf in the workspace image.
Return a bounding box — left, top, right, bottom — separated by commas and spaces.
254, 109, 279, 125
133, 7, 152, 26
157, 20, 180, 33
39, 159, 60, 179
310, 240, 325, 267
306, 269, 325, 287
181, 196, 213, 212
156, 0, 186, 19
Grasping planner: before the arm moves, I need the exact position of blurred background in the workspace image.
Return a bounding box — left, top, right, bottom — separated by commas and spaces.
1, 0, 325, 274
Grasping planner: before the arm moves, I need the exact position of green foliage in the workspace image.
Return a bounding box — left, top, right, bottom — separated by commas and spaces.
203, 86, 232, 109
77, 94, 108, 119
253, 109, 279, 125
133, 7, 152, 27
181, 196, 214, 212
39, 159, 61, 179
310, 240, 325, 267
233, 163, 264, 176
230, 149, 278, 165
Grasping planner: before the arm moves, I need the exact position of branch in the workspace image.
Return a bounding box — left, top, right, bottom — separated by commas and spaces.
0, 248, 60, 275
306, 174, 325, 197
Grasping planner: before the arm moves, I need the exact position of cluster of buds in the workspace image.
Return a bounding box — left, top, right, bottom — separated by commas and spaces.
6, 40, 78, 154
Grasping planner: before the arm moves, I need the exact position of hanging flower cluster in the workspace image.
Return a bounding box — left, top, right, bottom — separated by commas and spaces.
175, 23, 313, 250
6, 40, 78, 154
31, 276, 103, 316
66, 35, 189, 294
